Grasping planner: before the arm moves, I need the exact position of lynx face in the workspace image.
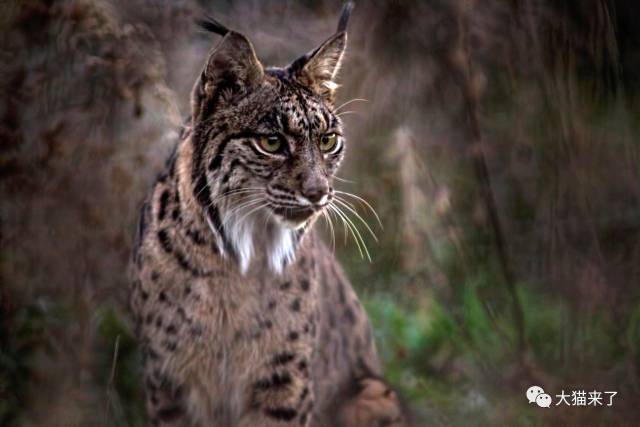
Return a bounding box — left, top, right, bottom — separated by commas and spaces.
201, 74, 345, 228
189, 20, 348, 272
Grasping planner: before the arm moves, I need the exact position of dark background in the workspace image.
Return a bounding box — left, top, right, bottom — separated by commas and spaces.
2, 0, 639, 425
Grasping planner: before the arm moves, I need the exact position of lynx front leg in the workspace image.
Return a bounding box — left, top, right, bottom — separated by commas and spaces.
239, 352, 315, 427
336, 377, 407, 427
144, 367, 189, 427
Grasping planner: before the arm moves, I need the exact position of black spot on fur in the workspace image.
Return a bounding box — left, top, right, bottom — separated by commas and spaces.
328, 310, 336, 328
288, 331, 299, 341
158, 229, 217, 277
265, 407, 297, 421
300, 280, 310, 291
157, 229, 173, 253
208, 137, 232, 171
156, 405, 184, 422
146, 377, 158, 391
163, 340, 177, 351
147, 347, 159, 360
207, 203, 235, 258
338, 281, 346, 304
254, 371, 292, 390
290, 298, 301, 312
344, 307, 356, 325
171, 207, 180, 221
221, 158, 242, 184
186, 229, 206, 245
158, 190, 170, 221
299, 387, 309, 403
272, 352, 296, 366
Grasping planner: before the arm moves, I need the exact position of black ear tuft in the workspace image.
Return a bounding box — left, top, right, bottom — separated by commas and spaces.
337, 1, 355, 33
196, 15, 229, 37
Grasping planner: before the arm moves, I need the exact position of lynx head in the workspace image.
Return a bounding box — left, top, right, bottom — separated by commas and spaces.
190, 2, 354, 273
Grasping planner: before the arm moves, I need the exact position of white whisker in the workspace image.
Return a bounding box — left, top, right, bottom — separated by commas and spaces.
236, 202, 269, 226
331, 203, 371, 262
335, 110, 361, 118
328, 204, 362, 257
327, 204, 347, 244
321, 210, 336, 254
333, 175, 356, 184
334, 190, 383, 229
221, 198, 264, 228
333, 197, 378, 242
209, 188, 264, 207
334, 98, 368, 113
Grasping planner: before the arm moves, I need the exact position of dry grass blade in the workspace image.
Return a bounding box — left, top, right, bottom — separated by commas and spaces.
104, 334, 121, 425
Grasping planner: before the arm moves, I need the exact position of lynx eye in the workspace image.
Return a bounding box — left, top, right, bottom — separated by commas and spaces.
259, 135, 282, 153
320, 133, 339, 153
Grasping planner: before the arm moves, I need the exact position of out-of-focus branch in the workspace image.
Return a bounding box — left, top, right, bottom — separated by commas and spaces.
450, 0, 527, 358
393, 127, 449, 293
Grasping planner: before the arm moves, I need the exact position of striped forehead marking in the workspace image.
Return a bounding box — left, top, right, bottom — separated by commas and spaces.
277, 92, 330, 139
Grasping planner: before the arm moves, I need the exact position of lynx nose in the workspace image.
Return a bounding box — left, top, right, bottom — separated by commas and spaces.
302, 183, 330, 205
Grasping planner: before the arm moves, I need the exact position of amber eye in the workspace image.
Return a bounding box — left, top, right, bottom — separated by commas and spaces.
320, 133, 338, 152
259, 135, 282, 153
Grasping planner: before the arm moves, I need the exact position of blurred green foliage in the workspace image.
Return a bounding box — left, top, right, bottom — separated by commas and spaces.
0, 300, 65, 426
363, 282, 640, 425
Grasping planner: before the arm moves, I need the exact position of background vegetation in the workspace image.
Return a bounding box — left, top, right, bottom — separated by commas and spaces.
1, 0, 639, 425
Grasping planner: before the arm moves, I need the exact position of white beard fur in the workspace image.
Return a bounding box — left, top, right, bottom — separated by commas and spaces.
216, 207, 302, 275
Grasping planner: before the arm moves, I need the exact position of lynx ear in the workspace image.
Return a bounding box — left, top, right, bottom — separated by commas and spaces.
191, 30, 264, 120
289, 1, 353, 103
292, 32, 347, 102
